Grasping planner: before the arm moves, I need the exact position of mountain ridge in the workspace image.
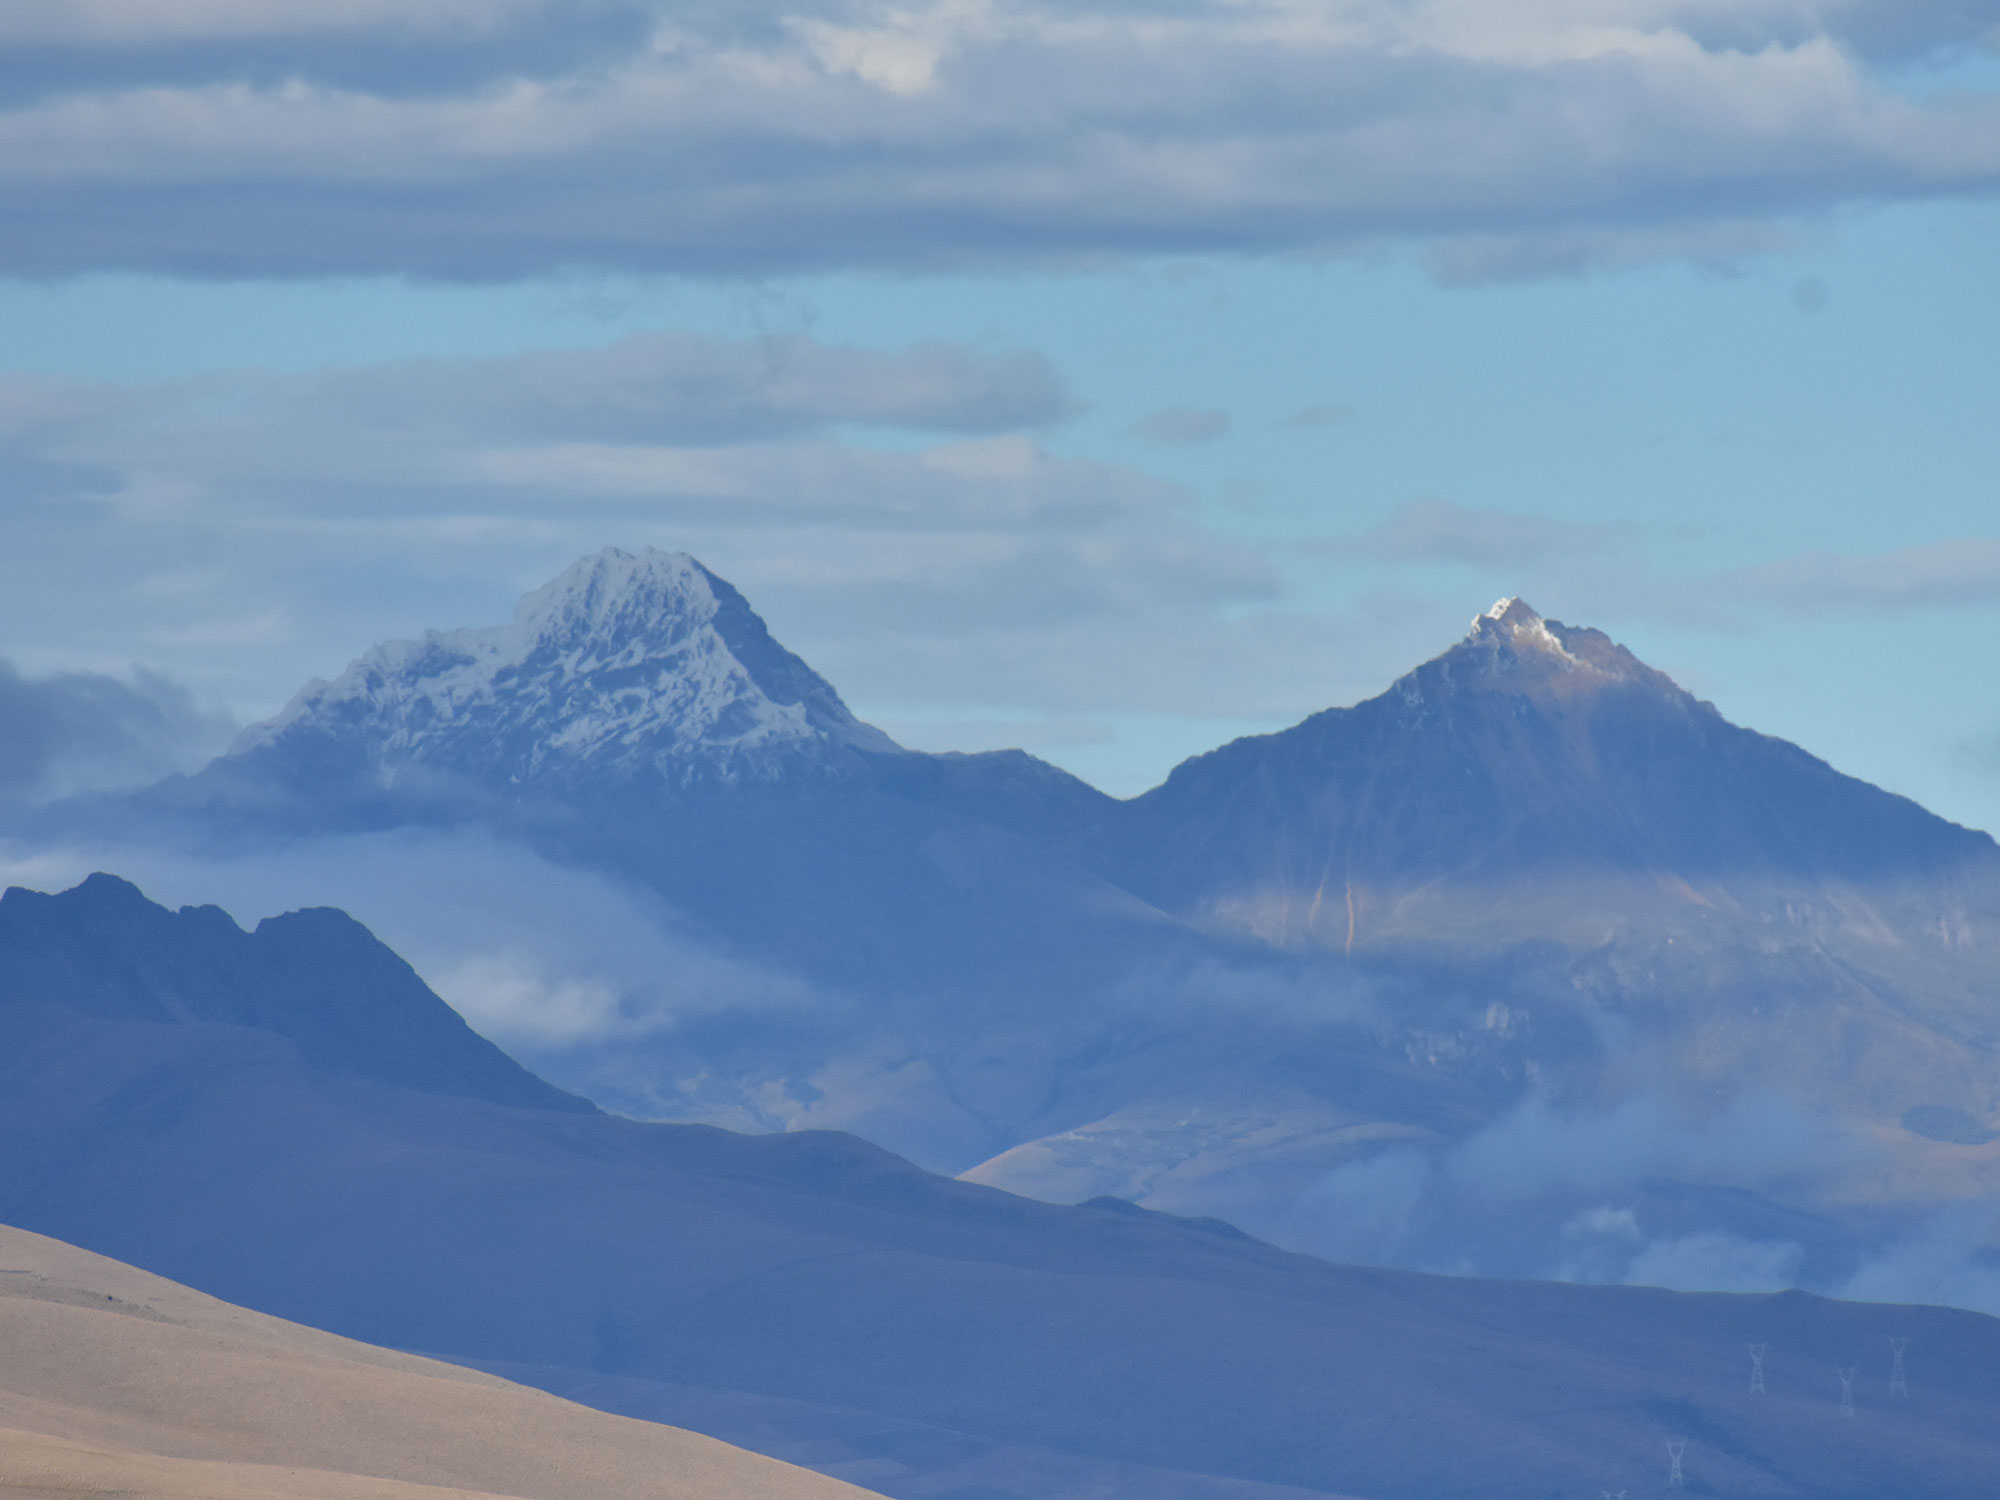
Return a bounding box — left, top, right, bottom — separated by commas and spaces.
14, 555, 2000, 1299
0, 872, 589, 1114
235, 548, 900, 794
7, 871, 2000, 1500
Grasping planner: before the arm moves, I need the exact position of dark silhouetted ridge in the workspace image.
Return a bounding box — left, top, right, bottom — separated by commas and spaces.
0, 873, 589, 1113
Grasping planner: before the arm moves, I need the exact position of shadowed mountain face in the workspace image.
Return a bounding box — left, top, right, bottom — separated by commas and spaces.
1069, 600, 2000, 1151
1102, 598, 2000, 945
6, 875, 2000, 1500
16, 558, 2000, 1295
0, 872, 585, 1114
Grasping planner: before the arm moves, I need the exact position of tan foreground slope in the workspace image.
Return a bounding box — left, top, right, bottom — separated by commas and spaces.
0, 1224, 876, 1500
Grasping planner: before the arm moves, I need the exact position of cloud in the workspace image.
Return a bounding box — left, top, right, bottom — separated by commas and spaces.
1, 1, 1997, 277
1284, 1146, 1433, 1263
1712, 539, 2000, 615
1329, 498, 1630, 569
1624, 1229, 1805, 1293
285, 333, 1074, 444
0, 330, 1341, 739
1284, 403, 1350, 430
1836, 1203, 2000, 1317
1320, 506, 2000, 631
430, 952, 629, 1047
0, 659, 234, 802
0, 827, 825, 1050
1446, 1089, 1850, 1202
1129, 406, 1229, 445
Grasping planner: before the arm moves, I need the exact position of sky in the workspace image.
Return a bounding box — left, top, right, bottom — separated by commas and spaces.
3, 0, 2000, 825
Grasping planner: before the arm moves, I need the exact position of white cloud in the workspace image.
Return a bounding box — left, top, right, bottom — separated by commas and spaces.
431, 953, 629, 1047
1624, 1229, 1805, 1292
1446, 1089, 1853, 1201
0, 1, 1995, 276
0, 331, 1331, 735
1328, 498, 1630, 568
0, 0, 559, 43
0, 827, 826, 1049
1836, 1203, 2000, 1317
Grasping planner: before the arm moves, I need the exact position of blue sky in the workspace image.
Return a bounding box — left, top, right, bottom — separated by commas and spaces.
2, 0, 1999, 829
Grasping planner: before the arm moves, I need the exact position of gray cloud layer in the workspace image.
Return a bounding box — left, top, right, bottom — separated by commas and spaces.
1324, 497, 2000, 627
5, 333, 1993, 766
0, 660, 233, 802
2, 0, 1997, 277
0, 330, 1356, 731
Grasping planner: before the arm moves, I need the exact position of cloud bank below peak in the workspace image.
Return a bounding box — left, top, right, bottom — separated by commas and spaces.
0, 660, 234, 803
3, 0, 1999, 279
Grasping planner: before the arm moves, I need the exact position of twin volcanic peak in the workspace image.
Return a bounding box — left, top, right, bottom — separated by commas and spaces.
203, 555, 1993, 906
232, 549, 898, 793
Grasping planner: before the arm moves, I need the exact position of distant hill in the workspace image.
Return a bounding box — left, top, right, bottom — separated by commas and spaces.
0, 871, 587, 1113
4, 873, 2000, 1500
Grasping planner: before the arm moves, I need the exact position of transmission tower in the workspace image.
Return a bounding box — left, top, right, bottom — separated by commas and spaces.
1838, 1366, 1857, 1418
1889, 1337, 1909, 1397
1748, 1342, 1769, 1394
1666, 1439, 1686, 1488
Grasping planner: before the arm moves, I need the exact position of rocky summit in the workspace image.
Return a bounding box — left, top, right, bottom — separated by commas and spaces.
230, 548, 898, 795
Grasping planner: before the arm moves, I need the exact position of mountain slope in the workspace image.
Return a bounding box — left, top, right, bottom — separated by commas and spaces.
1059, 598, 2000, 1125
0, 871, 585, 1114
1106, 597, 2000, 935
5, 873, 2000, 1500
0, 1223, 873, 1500
235, 548, 898, 794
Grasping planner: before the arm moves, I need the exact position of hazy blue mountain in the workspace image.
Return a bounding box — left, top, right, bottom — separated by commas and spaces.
1099, 595, 1999, 927
0, 870, 585, 1113
234, 548, 899, 793
5, 873, 1999, 1500
977, 600, 2000, 1276
18, 555, 2000, 1302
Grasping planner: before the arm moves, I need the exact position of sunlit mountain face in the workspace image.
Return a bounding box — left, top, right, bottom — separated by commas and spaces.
21, 553, 2000, 1306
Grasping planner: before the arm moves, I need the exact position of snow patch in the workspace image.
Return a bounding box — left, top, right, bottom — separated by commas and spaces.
233, 547, 889, 783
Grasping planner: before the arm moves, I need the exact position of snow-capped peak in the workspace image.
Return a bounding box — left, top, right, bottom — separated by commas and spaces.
1381, 598, 1691, 714
234, 547, 897, 788
1468, 597, 1572, 660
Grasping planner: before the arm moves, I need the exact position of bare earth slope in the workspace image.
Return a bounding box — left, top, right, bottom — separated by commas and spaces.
0, 1223, 875, 1500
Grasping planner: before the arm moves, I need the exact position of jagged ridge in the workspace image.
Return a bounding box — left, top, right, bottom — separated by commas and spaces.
234, 549, 898, 791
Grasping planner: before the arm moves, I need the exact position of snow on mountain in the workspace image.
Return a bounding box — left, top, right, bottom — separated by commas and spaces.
234, 549, 898, 789
1400, 595, 1686, 706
